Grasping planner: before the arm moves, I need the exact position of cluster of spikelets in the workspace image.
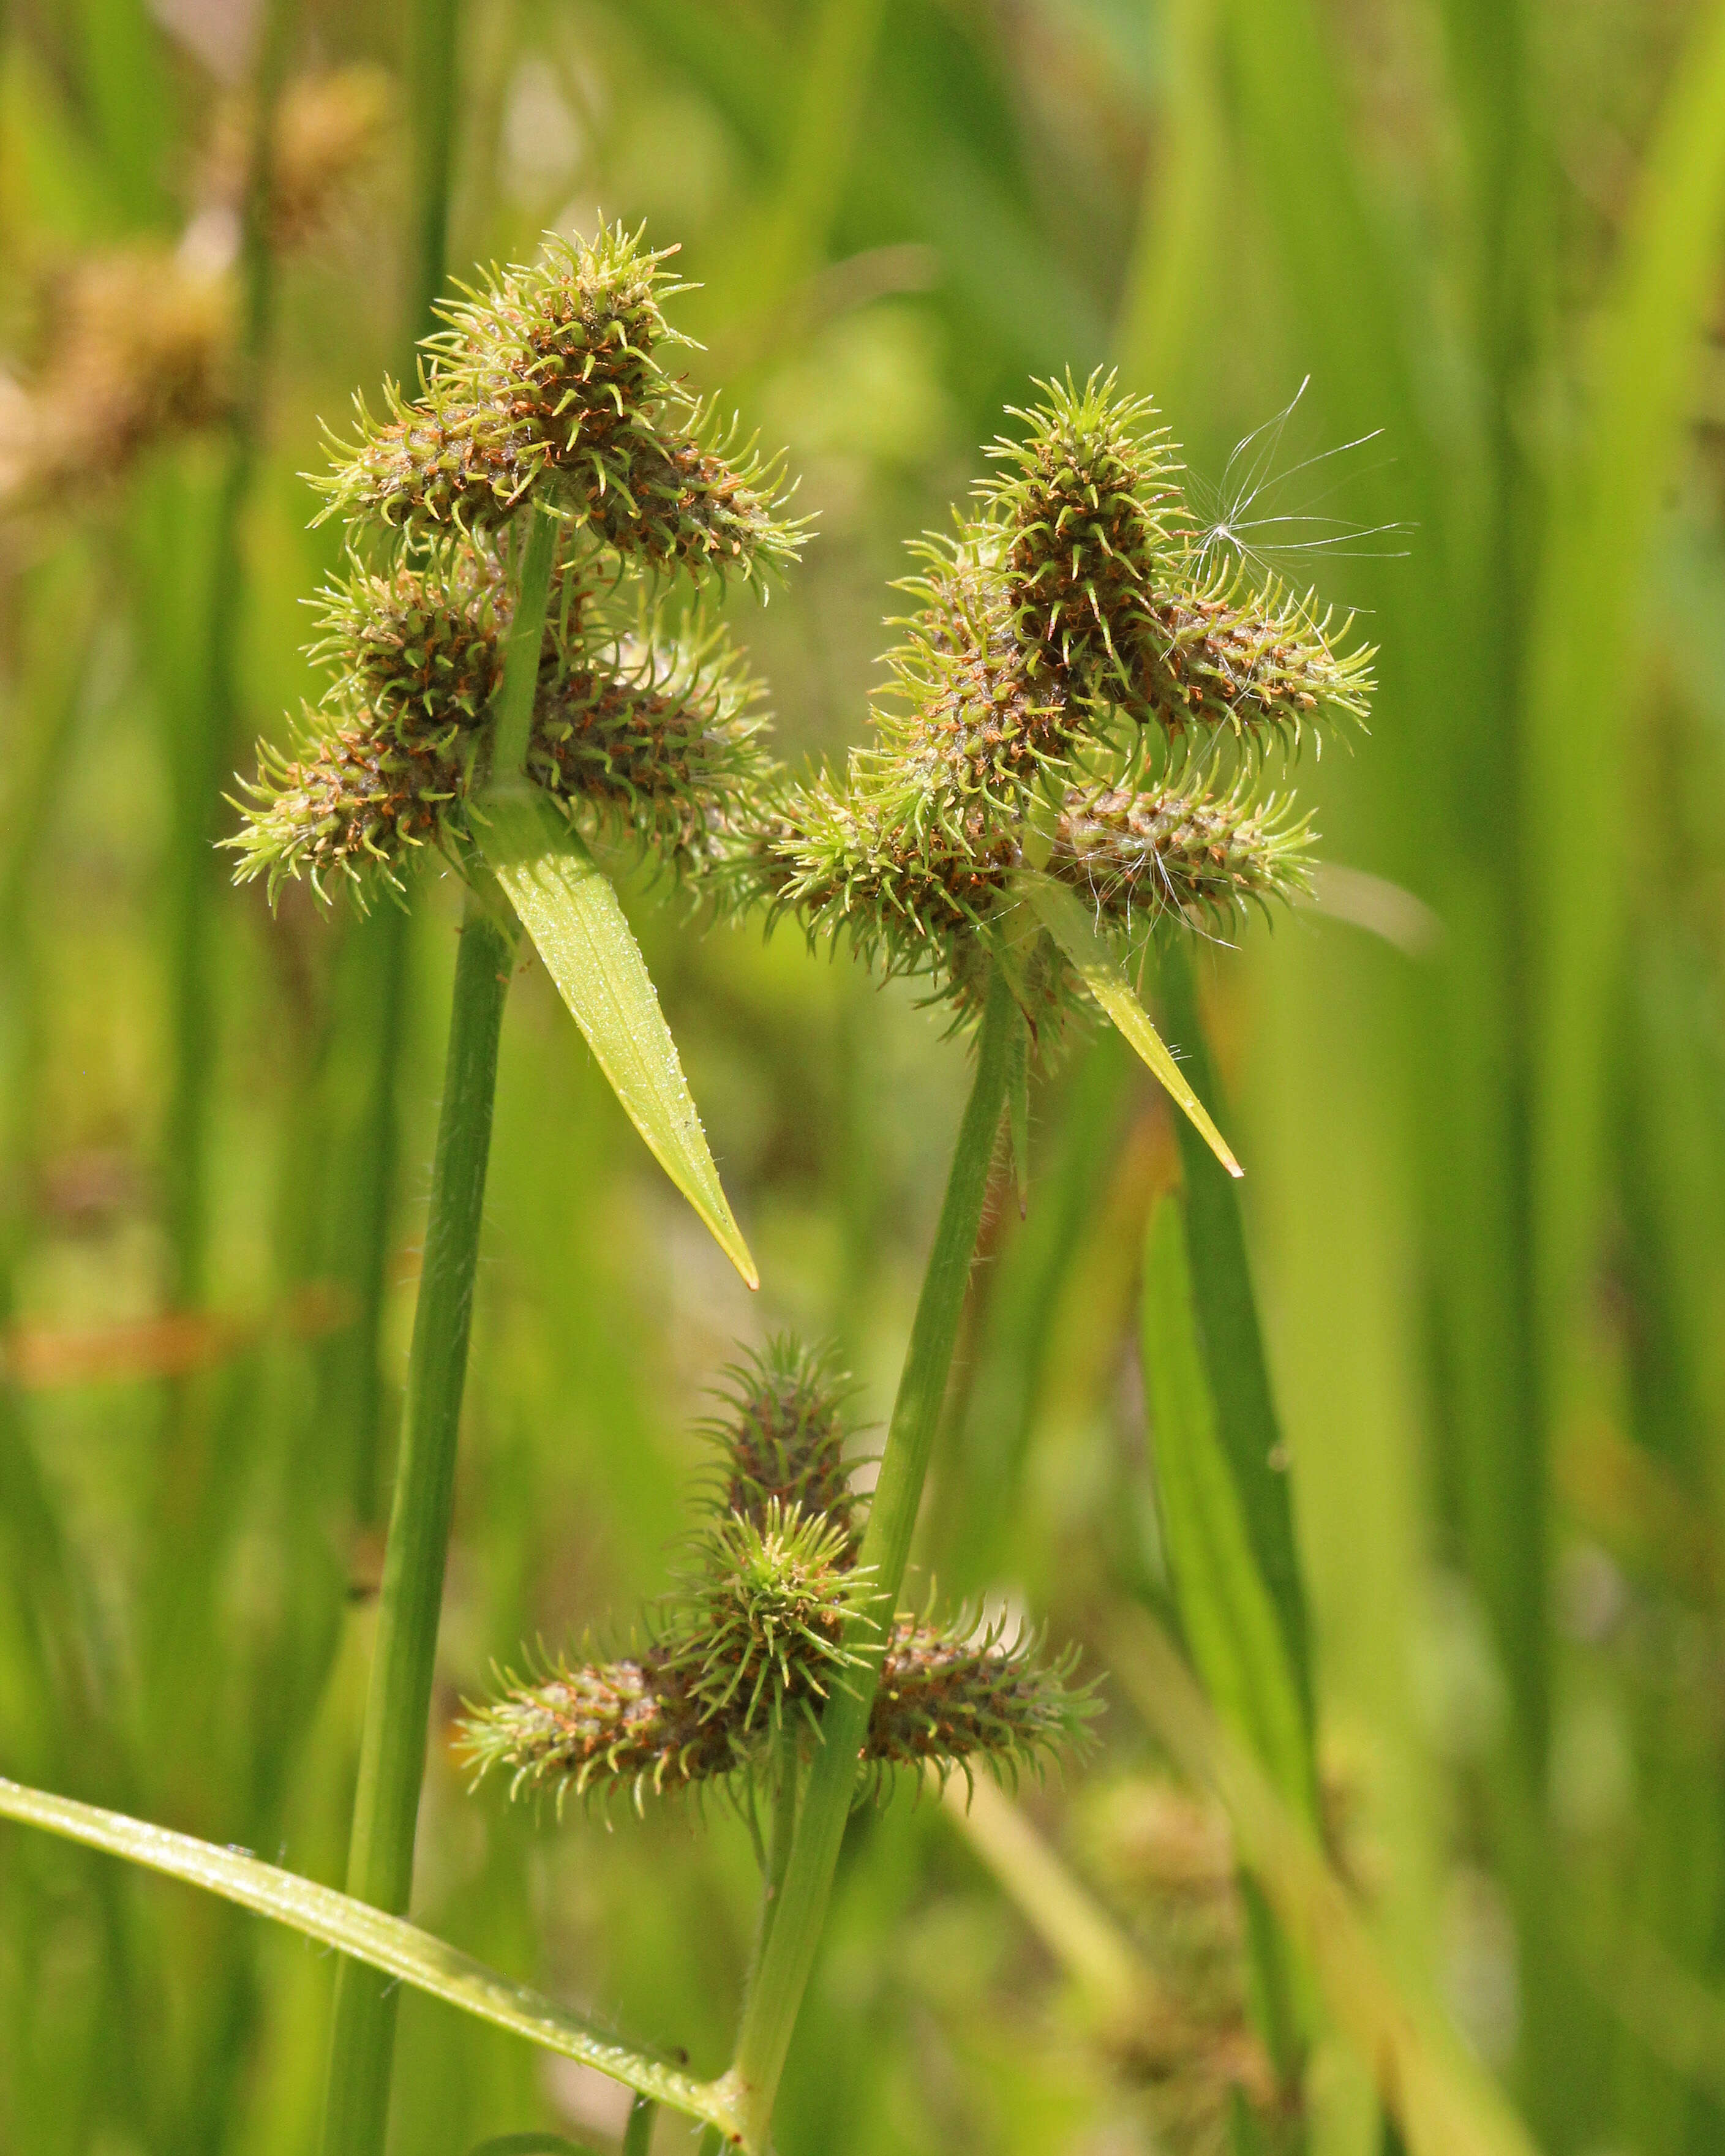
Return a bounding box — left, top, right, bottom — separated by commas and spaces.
229, 225, 802, 907
735, 372, 1374, 1027
457, 1339, 1096, 1815
0, 69, 388, 517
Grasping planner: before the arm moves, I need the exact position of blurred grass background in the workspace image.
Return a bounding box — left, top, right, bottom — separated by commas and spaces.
4, 0, 1725, 2151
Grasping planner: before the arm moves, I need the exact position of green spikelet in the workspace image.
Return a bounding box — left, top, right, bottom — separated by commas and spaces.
457, 1650, 741, 1813
731, 372, 1374, 1029
315, 225, 805, 580
702, 1337, 861, 1554
225, 694, 472, 906
229, 530, 774, 903
980, 369, 1186, 697
460, 1334, 1092, 1813
666, 1501, 878, 1735
863, 1613, 1100, 1794
1048, 772, 1314, 933
1118, 557, 1375, 749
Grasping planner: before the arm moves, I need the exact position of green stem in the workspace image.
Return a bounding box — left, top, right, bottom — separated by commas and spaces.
321, 465, 559, 2150
741, 1726, 800, 2002
728, 967, 1015, 2143
320, 894, 513, 2152
490, 505, 558, 781
622, 2095, 656, 2156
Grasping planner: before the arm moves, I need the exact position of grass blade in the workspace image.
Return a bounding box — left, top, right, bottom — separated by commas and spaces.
1156, 937, 1313, 1733
478, 789, 758, 1289
1021, 874, 1241, 1176
1140, 1196, 1312, 1819
0, 1775, 740, 2138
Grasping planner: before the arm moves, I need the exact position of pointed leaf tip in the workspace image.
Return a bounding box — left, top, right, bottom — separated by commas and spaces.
479, 790, 759, 1288
1020, 873, 1242, 1178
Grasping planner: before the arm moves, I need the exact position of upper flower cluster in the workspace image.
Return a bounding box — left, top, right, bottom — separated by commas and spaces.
231, 225, 805, 906
458, 1337, 1094, 1813
737, 372, 1372, 1029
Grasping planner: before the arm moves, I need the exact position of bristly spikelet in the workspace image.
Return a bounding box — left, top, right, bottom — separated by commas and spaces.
226, 693, 471, 907
702, 1337, 861, 1554
1049, 773, 1314, 933
315, 225, 805, 581
229, 531, 775, 904
457, 1650, 742, 1813
980, 368, 1186, 697
729, 371, 1375, 1031
863, 1613, 1099, 1797
666, 1501, 878, 1735
1118, 556, 1375, 750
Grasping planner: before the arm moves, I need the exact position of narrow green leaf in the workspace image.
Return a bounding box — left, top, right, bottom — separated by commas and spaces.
0, 1775, 740, 2138
1527, 0, 1725, 1417
1021, 873, 1242, 1176
478, 787, 758, 1288
1139, 1198, 1311, 1817
1156, 937, 1313, 1732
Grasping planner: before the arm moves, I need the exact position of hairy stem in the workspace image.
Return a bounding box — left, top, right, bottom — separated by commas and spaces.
728, 967, 1015, 2141
319, 894, 513, 2151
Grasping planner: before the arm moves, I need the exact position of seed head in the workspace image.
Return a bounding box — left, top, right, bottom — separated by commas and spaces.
462, 1332, 1092, 1813
204, 66, 393, 251
1048, 772, 1313, 933
316, 225, 805, 580
228, 531, 773, 905
732, 373, 1371, 1031
457, 1649, 742, 1814
0, 247, 232, 514
981, 369, 1186, 696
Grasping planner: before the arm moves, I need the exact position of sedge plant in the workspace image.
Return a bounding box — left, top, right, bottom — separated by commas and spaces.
0, 269, 1373, 2152
227, 224, 802, 2152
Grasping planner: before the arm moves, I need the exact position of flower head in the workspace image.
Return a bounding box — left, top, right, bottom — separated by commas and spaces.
732, 370, 1370, 1035
459, 1334, 1091, 1811
316, 225, 805, 581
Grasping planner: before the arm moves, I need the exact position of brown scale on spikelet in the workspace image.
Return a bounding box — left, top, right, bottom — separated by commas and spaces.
863, 1613, 1096, 1796
460, 1649, 743, 1814
1048, 772, 1313, 934
981, 369, 1186, 697
701, 1337, 862, 1555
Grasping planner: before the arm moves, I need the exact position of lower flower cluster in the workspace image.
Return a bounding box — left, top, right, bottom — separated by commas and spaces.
457, 1338, 1096, 1814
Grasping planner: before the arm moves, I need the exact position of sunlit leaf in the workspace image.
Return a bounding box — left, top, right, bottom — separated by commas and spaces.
1020, 873, 1242, 1176
479, 786, 758, 1288
0, 1775, 741, 2139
